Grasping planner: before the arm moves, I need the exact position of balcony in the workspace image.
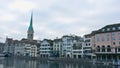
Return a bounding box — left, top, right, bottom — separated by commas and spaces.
95, 51, 113, 54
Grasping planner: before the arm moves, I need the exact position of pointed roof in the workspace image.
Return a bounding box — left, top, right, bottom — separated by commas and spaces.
28, 13, 34, 32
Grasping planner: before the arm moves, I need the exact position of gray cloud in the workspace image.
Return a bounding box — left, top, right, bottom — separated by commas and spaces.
0, 0, 120, 42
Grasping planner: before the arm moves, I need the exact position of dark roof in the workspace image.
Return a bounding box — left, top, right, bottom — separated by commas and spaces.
62, 35, 73, 38
0, 43, 5, 46
53, 39, 62, 42
85, 39, 90, 42
84, 34, 91, 38
91, 23, 120, 35
6, 38, 13, 44
42, 39, 53, 46
12, 39, 37, 45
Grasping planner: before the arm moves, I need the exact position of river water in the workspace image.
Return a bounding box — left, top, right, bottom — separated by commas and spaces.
0, 57, 119, 68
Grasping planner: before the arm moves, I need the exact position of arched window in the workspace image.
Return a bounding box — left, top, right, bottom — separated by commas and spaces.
107, 45, 111, 52
102, 45, 105, 52
97, 46, 100, 52
118, 46, 120, 52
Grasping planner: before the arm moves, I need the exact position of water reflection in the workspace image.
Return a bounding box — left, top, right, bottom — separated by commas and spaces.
0, 57, 119, 68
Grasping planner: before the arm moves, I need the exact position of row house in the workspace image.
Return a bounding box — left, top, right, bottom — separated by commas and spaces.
14, 40, 25, 56
0, 43, 5, 54
24, 44, 37, 57
53, 38, 62, 57
61, 35, 74, 58
83, 34, 93, 59
21, 39, 39, 57
40, 39, 53, 58
4, 38, 39, 57
91, 23, 120, 61
4, 38, 14, 56
72, 36, 84, 59
61, 35, 84, 58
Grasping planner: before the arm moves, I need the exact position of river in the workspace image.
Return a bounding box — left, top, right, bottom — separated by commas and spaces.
0, 57, 119, 68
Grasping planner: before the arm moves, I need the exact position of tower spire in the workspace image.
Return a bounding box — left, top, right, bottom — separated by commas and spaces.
27, 12, 34, 41
29, 12, 34, 31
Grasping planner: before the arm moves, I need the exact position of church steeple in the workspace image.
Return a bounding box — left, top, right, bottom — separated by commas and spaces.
27, 13, 34, 41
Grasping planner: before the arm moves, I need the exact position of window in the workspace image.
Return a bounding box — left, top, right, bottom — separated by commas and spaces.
119, 41, 120, 45
89, 43, 90, 46
107, 33, 110, 36
102, 45, 105, 52
102, 29, 105, 31
97, 46, 100, 52
107, 28, 110, 31
107, 38, 109, 41
97, 38, 99, 42
118, 27, 120, 30
96, 35, 100, 42
113, 42, 116, 45
101, 34, 105, 41
118, 32, 120, 40
112, 27, 115, 30
118, 47, 120, 52
107, 45, 111, 52
106, 33, 110, 41
112, 32, 115, 35
118, 32, 120, 36
112, 32, 115, 40
102, 38, 104, 41
112, 37, 116, 40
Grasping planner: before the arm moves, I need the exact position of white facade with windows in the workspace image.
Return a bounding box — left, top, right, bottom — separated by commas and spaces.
4, 38, 14, 55
72, 49, 83, 59
14, 42, 25, 56
30, 44, 37, 57
40, 39, 53, 58
62, 36, 73, 58
24, 44, 37, 57
83, 34, 93, 59
61, 35, 83, 58
72, 38, 84, 59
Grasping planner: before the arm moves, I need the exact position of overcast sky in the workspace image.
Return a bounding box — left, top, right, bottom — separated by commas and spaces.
0, 0, 120, 42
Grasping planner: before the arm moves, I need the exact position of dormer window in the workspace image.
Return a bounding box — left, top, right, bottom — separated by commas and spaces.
118, 27, 120, 30
102, 29, 105, 32
107, 28, 110, 31
112, 27, 115, 30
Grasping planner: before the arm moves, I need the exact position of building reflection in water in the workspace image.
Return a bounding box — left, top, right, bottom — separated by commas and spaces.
0, 57, 119, 68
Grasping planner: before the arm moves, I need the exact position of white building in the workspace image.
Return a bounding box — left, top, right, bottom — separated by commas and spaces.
30, 44, 37, 57
72, 49, 83, 59
14, 41, 25, 56
53, 38, 62, 57
24, 43, 37, 57
72, 36, 84, 59
4, 38, 14, 56
0, 43, 5, 54
61, 35, 84, 58
62, 35, 73, 58
40, 39, 53, 58
83, 34, 93, 59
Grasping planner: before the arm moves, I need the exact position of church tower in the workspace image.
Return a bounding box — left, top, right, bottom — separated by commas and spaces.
27, 13, 34, 41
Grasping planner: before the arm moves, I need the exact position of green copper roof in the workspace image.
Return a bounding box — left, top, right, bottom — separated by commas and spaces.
28, 13, 34, 32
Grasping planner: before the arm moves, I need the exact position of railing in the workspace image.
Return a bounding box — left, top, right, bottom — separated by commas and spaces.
95, 52, 113, 54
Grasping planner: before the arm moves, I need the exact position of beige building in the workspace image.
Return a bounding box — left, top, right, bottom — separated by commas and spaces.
91, 23, 120, 61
